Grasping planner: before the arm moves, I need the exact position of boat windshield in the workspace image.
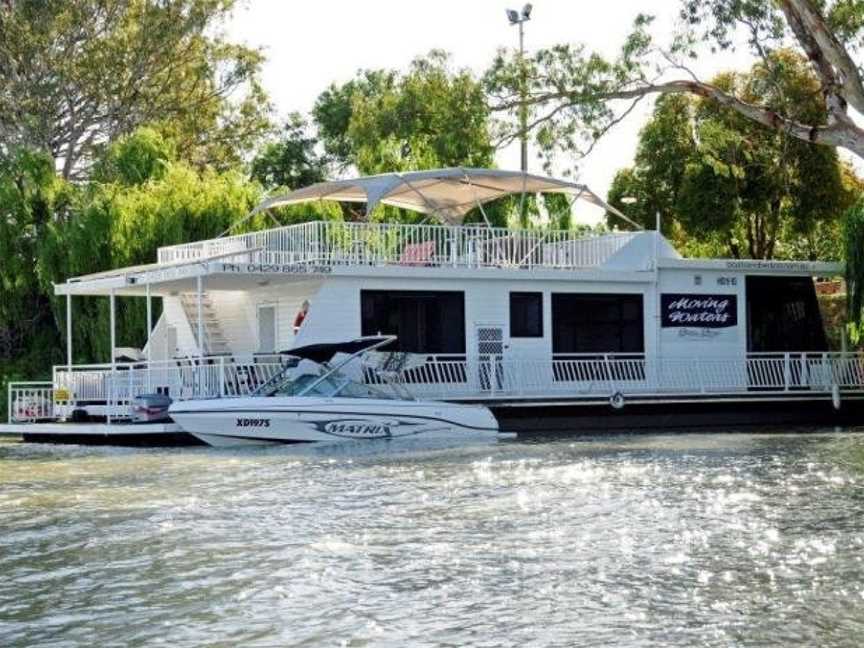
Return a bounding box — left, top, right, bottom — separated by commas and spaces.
271, 372, 397, 399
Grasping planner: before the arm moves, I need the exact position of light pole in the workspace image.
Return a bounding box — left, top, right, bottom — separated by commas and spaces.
507, 4, 532, 173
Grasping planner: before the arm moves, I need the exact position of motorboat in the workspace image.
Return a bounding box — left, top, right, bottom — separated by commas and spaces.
168, 336, 501, 446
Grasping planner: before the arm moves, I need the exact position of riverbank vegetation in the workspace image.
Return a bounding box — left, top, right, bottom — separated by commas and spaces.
3, 0, 864, 415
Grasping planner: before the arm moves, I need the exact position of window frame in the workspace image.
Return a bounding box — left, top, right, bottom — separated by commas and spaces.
551, 293, 645, 355
509, 291, 544, 338
360, 289, 466, 354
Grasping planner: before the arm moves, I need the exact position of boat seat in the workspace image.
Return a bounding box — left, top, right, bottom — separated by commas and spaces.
399, 240, 435, 266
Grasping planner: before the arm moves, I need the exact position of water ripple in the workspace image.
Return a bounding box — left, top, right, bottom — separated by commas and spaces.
2, 432, 864, 647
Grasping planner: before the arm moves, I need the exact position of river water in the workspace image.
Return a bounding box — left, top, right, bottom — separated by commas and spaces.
2, 431, 864, 647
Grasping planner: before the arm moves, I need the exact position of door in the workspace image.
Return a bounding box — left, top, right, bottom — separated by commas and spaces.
258, 304, 278, 353
476, 324, 505, 392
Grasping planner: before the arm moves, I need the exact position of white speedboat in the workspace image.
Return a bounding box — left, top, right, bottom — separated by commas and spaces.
169, 337, 500, 446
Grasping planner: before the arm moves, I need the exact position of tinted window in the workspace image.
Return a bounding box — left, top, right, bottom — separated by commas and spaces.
746, 276, 827, 352
552, 293, 644, 354
510, 292, 543, 338
361, 290, 466, 354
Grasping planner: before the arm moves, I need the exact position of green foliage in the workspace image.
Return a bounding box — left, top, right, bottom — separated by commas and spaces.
312, 51, 494, 175
0, 125, 271, 419
0, 0, 271, 178
485, 1, 864, 176
0, 148, 72, 357
0, 148, 75, 416
92, 128, 176, 186
485, 14, 658, 170
844, 198, 864, 342
250, 114, 329, 190
606, 52, 857, 260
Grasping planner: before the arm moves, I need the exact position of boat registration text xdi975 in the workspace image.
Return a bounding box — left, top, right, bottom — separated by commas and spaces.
169, 336, 501, 446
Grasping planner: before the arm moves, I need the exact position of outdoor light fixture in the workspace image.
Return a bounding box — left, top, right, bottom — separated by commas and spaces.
506, 4, 532, 25
506, 3, 534, 173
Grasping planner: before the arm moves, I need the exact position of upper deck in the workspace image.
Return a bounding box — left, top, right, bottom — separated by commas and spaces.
57, 166, 843, 296
155, 220, 641, 273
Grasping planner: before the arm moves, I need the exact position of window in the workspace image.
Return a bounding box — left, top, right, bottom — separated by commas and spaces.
361, 290, 465, 354
552, 293, 644, 354
746, 276, 827, 352
510, 292, 543, 338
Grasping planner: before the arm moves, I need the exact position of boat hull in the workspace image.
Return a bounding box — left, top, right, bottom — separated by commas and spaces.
169, 397, 500, 447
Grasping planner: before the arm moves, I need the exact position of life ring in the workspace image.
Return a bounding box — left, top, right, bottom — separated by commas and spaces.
610, 391, 625, 410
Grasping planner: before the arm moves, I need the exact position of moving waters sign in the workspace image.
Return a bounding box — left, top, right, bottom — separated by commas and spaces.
661, 294, 738, 329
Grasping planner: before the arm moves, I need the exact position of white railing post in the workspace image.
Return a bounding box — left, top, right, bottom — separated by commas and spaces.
146, 280, 152, 392
109, 289, 116, 426
604, 354, 614, 395
196, 275, 204, 357
696, 357, 706, 394
219, 356, 225, 398
66, 291, 72, 374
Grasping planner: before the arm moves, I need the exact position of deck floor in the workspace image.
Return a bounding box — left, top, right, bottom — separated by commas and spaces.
0, 422, 201, 446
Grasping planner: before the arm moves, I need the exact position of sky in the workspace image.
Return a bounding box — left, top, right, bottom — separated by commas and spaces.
226, 0, 756, 222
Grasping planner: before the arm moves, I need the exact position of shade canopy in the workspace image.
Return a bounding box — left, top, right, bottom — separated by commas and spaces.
250, 167, 639, 228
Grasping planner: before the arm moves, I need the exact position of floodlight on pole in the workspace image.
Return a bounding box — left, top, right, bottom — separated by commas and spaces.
506, 4, 533, 173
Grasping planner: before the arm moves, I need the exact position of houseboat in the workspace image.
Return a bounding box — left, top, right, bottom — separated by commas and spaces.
4, 168, 864, 444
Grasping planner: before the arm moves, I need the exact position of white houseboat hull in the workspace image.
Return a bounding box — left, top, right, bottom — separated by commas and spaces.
169, 397, 500, 446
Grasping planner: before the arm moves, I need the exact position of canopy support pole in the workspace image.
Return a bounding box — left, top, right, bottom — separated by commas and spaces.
462, 170, 493, 228
396, 174, 455, 225
196, 275, 204, 358
146, 282, 152, 363
65, 291, 72, 372
519, 171, 528, 226
146, 281, 152, 392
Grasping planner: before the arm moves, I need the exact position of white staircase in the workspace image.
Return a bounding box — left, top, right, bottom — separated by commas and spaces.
180, 293, 231, 355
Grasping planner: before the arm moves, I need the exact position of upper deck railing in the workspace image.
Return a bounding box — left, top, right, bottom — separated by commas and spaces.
156, 220, 639, 271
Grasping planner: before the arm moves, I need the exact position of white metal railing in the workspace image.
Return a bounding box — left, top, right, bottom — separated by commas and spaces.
50, 357, 286, 420
7, 382, 57, 423
156, 220, 638, 271
380, 352, 864, 401
8, 352, 864, 423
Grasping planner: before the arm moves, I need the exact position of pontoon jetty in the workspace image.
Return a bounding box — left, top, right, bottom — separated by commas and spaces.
4, 168, 863, 445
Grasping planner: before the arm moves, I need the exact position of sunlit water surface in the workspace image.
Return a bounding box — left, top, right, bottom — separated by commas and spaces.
3, 431, 864, 647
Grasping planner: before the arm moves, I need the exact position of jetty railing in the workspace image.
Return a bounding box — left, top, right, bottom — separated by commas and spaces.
7, 382, 57, 423
9, 352, 864, 423
156, 220, 638, 271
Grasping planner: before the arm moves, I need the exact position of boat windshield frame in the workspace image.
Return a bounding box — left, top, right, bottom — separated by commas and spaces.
268, 370, 398, 400
251, 335, 397, 398
257, 335, 404, 400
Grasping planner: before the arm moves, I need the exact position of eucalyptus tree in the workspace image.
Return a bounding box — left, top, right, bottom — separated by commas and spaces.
607, 53, 856, 260
0, 0, 271, 179
486, 1, 864, 165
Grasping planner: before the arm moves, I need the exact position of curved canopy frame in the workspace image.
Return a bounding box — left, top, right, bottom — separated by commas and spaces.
242, 167, 642, 230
